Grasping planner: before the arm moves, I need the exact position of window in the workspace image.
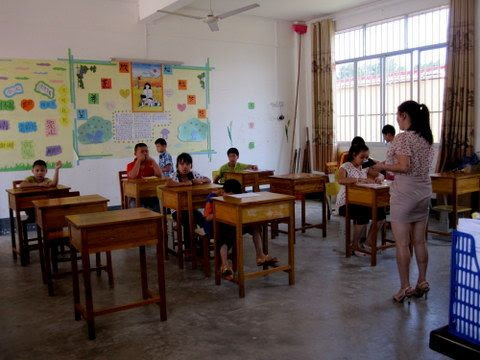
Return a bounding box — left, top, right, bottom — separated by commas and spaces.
334, 6, 448, 142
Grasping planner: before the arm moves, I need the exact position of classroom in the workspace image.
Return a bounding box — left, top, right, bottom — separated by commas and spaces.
0, 0, 478, 358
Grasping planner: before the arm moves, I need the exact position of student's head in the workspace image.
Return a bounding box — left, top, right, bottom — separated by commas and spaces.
32, 159, 48, 180
155, 138, 167, 153
382, 124, 396, 143
144, 82, 151, 89
176, 152, 193, 175
397, 100, 433, 144
227, 147, 239, 165
222, 179, 242, 195
347, 144, 369, 166
134, 143, 149, 160
351, 136, 366, 147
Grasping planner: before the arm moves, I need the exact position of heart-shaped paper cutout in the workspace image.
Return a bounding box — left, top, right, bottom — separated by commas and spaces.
177, 103, 186, 112
119, 89, 130, 98
21, 99, 35, 111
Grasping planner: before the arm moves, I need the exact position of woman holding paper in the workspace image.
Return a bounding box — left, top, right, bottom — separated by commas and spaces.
372, 101, 434, 303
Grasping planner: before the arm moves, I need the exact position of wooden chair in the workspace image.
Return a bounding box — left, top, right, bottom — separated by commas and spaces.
118, 170, 128, 209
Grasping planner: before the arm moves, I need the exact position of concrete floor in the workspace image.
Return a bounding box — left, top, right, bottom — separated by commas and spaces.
0, 201, 451, 359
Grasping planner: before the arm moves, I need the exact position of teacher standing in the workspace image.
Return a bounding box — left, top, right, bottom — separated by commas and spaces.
373, 100, 434, 303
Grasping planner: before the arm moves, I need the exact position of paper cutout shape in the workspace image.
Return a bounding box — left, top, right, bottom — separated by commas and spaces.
197, 109, 207, 119
101, 78, 112, 89
46, 145, 62, 156
34, 81, 54, 98
178, 79, 187, 90
248, 141, 255, 149
131, 63, 163, 112
178, 118, 208, 142
163, 65, 173, 75
45, 119, 58, 136
40, 100, 57, 109
3, 83, 23, 98
119, 89, 130, 98
187, 95, 196, 105
197, 72, 205, 89
21, 140, 34, 159
20, 99, 35, 111
0, 100, 14, 111
248, 102, 255, 110
88, 93, 99, 104
76, 65, 96, 89
0, 119, 9, 130
78, 116, 113, 144
0, 141, 14, 149
160, 128, 170, 139
177, 103, 186, 112
119, 62, 130, 73
18, 121, 37, 133
77, 109, 88, 120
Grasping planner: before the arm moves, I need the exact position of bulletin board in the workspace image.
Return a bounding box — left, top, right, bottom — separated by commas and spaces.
0, 51, 214, 172
0, 59, 73, 171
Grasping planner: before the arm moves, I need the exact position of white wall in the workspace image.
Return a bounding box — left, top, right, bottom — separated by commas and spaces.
300, 0, 450, 168
0, 0, 295, 219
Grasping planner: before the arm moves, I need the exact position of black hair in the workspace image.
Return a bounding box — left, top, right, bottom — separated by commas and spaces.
351, 136, 366, 147
144, 82, 151, 89
134, 143, 148, 152
397, 100, 433, 145
155, 138, 167, 146
223, 179, 242, 194
32, 159, 47, 168
176, 152, 192, 167
347, 144, 369, 162
382, 124, 396, 136
227, 147, 239, 156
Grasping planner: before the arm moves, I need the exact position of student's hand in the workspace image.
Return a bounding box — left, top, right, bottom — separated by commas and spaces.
55, 160, 63, 170
251, 165, 258, 170
371, 162, 385, 172
192, 178, 204, 185
374, 177, 383, 184
136, 153, 147, 162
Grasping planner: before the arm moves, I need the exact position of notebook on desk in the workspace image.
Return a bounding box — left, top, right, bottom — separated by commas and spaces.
223, 193, 261, 203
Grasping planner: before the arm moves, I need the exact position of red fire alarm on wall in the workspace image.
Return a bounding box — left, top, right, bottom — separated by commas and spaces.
292, 23, 307, 34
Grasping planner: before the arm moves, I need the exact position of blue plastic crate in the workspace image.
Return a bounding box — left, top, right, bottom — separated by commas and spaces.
449, 231, 480, 345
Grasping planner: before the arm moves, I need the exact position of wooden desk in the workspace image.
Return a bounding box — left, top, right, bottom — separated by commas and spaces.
269, 173, 328, 237
429, 172, 480, 235
67, 208, 166, 340
345, 183, 393, 266
122, 177, 168, 208
6, 185, 71, 266
33, 195, 110, 296
158, 183, 222, 269
224, 170, 274, 192
213, 192, 295, 297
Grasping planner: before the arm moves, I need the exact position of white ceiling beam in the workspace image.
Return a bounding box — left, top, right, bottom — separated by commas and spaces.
139, 0, 197, 22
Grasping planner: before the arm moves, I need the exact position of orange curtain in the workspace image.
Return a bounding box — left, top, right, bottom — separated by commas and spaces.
437, 0, 475, 171
312, 19, 336, 171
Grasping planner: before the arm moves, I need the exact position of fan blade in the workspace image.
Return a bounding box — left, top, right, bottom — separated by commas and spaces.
207, 20, 219, 32
217, 3, 259, 20
156, 10, 203, 20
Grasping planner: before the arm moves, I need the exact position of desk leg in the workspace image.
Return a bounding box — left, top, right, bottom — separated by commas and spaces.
95, 253, 101, 277
139, 246, 149, 300
345, 205, 351, 257
236, 224, 245, 298
288, 203, 295, 285
44, 236, 55, 296
81, 253, 95, 340
321, 189, 327, 238
70, 245, 81, 321
124, 197, 130, 209
156, 219, 167, 321
371, 205, 378, 267
15, 210, 27, 266
106, 251, 114, 287
37, 227, 47, 284
301, 195, 306, 234
135, 196, 140, 208
214, 218, 221, 285
176, 210, 184, 269
9, 208, 16, 261
262, 224, 268, 271
187, 192, 197, 270
452, 190, 458, 230
162, 207, 169, 260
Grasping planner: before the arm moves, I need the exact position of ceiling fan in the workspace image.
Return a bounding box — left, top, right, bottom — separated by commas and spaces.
157, 1, 260, 32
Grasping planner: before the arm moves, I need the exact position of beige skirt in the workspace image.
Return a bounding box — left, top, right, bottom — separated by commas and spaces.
390, 174, 431, 223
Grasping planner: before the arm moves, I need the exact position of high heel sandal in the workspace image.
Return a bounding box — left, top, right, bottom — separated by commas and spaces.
414, 281, 430, 299
393, 287, 414, 304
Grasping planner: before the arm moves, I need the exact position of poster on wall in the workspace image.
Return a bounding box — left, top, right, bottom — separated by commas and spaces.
131, 63, 164, 112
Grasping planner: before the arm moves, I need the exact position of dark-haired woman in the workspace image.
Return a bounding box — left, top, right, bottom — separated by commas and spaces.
373, 101, 434, 302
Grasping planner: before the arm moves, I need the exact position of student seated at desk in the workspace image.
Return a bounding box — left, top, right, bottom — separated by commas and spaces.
203, 179, 278, 280
20, 159, 62, 189
339, 137, 377, 168
336, 144, 385, 255
127, 142, 163, 210
213, 147, 258, 184
167, 152, 210, 248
